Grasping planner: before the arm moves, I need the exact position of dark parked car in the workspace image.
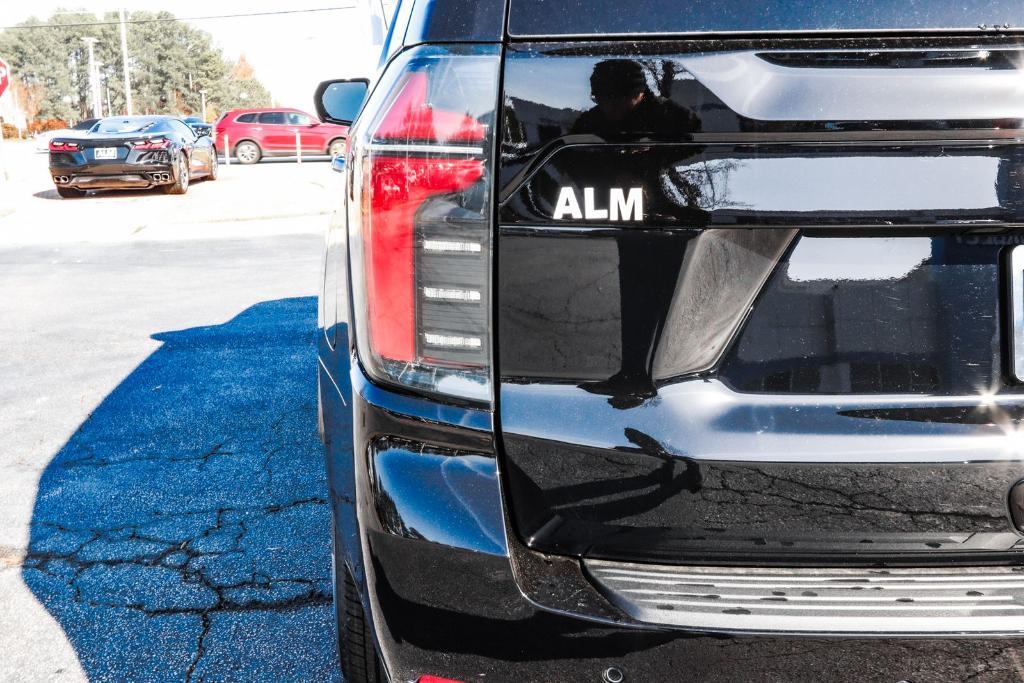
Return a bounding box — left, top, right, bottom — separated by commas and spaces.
48, 115, 217, 198
317, 1, 1024, 681
183, 116, 213, 138
213, 107, 349, 164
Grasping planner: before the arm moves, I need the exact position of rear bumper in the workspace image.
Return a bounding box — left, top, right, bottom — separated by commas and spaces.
49, 163, 175, 189
344, 368, 1024, 682
367, 532, 1024, 682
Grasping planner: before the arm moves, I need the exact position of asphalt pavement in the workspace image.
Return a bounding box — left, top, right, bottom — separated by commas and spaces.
0, 142, 344, 682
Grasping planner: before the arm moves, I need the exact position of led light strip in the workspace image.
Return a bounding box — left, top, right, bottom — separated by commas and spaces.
423, 240, 482, 254
423, 332, 482, 349
422, 287, 481, 302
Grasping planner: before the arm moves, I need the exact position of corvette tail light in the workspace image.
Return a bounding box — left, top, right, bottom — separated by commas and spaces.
347, 45, 498, 401
49, 141, 80, 152
132, 138, 170, 150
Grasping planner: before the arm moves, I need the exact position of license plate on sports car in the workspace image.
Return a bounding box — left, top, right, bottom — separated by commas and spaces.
94, 147, 118, 160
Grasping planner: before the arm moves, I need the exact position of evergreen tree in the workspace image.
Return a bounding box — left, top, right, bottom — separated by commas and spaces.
0, 10, 273, 123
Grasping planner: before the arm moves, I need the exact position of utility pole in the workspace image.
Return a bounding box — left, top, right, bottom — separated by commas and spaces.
119, 8, 132, 115
200, 89, 207, 121
81, 37, 101, 118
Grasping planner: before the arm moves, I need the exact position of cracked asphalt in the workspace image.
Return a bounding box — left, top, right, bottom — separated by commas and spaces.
0, 156, 345, 682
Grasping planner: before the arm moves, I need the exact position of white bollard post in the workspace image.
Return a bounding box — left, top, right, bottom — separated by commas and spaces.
0, 121, 7, 182
223, 133, 230, 166
295, 131, 302, 164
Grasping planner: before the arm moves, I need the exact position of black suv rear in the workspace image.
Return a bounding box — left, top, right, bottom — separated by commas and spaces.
317, 1, 1024, 680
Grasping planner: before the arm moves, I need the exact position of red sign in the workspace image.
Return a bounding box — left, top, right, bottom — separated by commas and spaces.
0, 58, 9, 100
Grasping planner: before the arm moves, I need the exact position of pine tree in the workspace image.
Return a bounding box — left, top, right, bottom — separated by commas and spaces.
0, 11, 273, 123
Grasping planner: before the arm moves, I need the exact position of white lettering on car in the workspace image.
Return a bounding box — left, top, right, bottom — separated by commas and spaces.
553, 187, 643, 221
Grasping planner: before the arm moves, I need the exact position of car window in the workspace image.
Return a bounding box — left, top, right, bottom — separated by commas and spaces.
170, 120, 197, 139
93, 118, 164, 133
236, 113, 258, 123
73, 119, 98, 130
258, 112, 286, 125
509, 0, 1024, 36
286, 112, 312, 126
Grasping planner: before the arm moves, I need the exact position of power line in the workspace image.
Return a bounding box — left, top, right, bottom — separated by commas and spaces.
0, 6, 357, 31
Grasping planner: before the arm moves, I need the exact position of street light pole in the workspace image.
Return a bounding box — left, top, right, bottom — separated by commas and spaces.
200, 89, 207, 121
119, 8, 132, 115
81, 37, 101, 118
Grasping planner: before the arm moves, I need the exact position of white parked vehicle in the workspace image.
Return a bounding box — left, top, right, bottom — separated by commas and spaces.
34, 119, 99, 152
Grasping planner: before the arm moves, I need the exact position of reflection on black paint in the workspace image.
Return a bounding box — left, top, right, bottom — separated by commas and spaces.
568, 60, 700, 406
570, 59, 701, 142
722, 235, 1006, 395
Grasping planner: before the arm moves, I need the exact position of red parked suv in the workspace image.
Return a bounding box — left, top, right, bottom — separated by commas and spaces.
213, 107, 349, 164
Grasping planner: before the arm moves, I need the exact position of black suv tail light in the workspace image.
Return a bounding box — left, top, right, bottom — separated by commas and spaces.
347, 45, 499, 402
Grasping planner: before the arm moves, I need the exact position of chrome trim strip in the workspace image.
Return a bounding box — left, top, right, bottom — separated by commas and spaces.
680, 50, 1024, 122
1010, 245, 1024, 382
587, 560, 1024, 635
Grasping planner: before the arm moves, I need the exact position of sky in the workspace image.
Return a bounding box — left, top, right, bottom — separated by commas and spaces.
1, 0, 397, 113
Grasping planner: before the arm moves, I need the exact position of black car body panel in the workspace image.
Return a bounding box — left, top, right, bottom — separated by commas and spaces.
48, 116, 216, 192
497, 40, 1024, 568
317, 1, 1024, 680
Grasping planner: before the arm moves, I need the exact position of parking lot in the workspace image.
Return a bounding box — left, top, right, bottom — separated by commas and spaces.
0, 140, 343, 681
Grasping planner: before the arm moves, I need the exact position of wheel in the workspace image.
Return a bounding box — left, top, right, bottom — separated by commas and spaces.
56, 186, 85, 199
328, 138, 346, 159
163, 154, 190, 195
235, 140, 261, 165
337, 567, 385, 683
206, 149, 219, 181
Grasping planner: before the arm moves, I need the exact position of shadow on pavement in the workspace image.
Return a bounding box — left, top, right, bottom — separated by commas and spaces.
22, 297, 342, 682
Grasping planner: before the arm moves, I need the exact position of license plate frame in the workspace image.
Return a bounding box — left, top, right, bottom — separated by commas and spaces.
93, 147, 118, 160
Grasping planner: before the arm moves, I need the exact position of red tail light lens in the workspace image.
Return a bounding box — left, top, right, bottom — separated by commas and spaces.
347, 45, 498, 401
132, 138, 171, 150
49, 140, 80, 152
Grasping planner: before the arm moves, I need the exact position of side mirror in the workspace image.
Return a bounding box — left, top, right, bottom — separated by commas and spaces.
314, 79, 369, 126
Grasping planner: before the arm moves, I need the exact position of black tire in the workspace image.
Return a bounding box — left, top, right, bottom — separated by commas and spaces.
338, 567, 385, 683
328, 138, 346, 159
163, 154, 190, 195
206, 149, 219, 181
235, 140, 261, 165
56, 186, 85, 199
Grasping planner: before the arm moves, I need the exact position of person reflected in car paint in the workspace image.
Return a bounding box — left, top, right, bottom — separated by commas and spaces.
572, 60, 701, 407
571, 59, 701, 142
